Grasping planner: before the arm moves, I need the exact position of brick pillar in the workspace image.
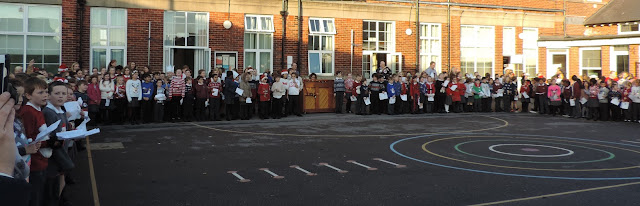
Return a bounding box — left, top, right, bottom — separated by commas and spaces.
448, 16, 461, 73
495, 26, 503, 76
601, 45, 610, 77
538, 47, 547, 77
569, 47, 580, 77
61, 0, 79, 68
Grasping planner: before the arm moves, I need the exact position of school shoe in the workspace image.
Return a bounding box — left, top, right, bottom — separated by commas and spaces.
529, 111, 537, 114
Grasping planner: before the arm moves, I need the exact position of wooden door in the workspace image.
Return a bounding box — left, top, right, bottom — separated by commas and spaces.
303, 80, 335, 113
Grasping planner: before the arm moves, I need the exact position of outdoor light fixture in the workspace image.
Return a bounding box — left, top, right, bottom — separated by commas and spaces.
405, 28, 412, 35
223, 20, 232, 29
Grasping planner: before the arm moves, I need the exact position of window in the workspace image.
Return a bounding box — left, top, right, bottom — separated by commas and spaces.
502, 27, 515, 56
460, 25, 495, 76
164, 11, 208, 47
90, 8, 126, 71
619, 23, 640, 34
420, 23, 441, 73
522, 28, 538, 77
363, 21, 394, 51
580, 47, 602, 77
0, 3, 61, 73
244, 15, 274, 73
308, 18, 336, 75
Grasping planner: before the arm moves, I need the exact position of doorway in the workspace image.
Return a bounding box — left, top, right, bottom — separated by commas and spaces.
547, 49, 569, 78
611, 45, 629, 75
362, 52, 402, 79
174, 49, 195, 78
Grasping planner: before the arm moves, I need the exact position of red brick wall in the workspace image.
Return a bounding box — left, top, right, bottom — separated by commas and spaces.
210, 12, 245, 72
631, 45, 639, 78
61, 0, 79, 69
126, 8, 164, 72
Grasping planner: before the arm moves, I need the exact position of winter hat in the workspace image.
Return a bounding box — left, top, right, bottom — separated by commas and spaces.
58, 64, 68, 73
281, 69, 288, 75
260, 74, 268, 81
53, 76, 68, 83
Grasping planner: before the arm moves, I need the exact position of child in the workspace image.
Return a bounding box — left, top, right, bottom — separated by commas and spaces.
570, 76, 583, 118
168, 69, 186, 122
182, 77, 195, 122
631, 79, 640, 123
393, 75, 402, 114
344, 73, 354, 113
587, 79, 600, 121
352, 75, 362, 115
535, 78, 548, 114
425, 76, 436, 113
153, 79, 167, 123
334, 71, 346, 114
223, 71, 239, 121
520, 80, 532, 113
446, 78, 465, 113
386, 75, 397, 115
561, 79, 572, 117
410, 76, 420, 114
481, 78, 491, 112
378, 75, 388, 114
11, 78, 41, 181
503, 77, 516, 113
622, 81, 633, 122
548, 80, 562, 116
598, 81, 610, 121
609, 82, 622, 121
472, 79, 483, 112
126, 72, 142, 125
464, 78, 475, 112
20, 77, 49, 206
87, 76, 101, 125
271, 75, 286, 119
42, 81, 72, 206
207, 74, 222, 121
141, 74, 154, 123
287, 72, 303, 117
258, 75, 271, 119
358, 79, 370, 115
400, 76, 409, 114
239, 73, 253, 120
492, 78, 503, 112
369, 74, 382, 115
193, 76, 208, 121
99, 73, 114, 125
113, 76, 127, 125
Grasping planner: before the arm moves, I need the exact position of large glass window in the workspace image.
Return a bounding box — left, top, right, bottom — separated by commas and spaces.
502, 27, 515, 56
522, 28, 538, 77
308, 18, 335, 75
164, 11, 208, 47
90, 8, 127, 71
0, 4, 61, 73
244, 15, 274, 73
363, 21, 394, 51
619, 24, 640, 34
460, 25, 495, 76
420, 23, 441, 72
580, 48, 602, 77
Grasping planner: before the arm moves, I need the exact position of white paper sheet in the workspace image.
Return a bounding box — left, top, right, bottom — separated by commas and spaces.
522, 92, 529, 99
57, 128, 101, 140
428, 95, 435, 102
597, 93, 605, 100
569, 99, 576, 106
105, 99, 110, 107
379, 92, 388, 100
350, 96, 357, 102
450, 85, 458, 91
514, 96, 519, 101
389, 96, 396, 104
212, 88, 219, 96
580, 98, 588, 105
246, 97, 252, 104
611, 98, 620, 106
64, 101, 82, 121
400, 94, 408, 101
621, 102, 630, 109
32, 120, 61, 144
155, 94, 166, 101
364, 97, 371, 105
235, 88, 244, 96
443, 80, 449, 87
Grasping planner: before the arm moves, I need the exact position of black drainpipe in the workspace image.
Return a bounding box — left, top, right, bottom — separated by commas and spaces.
78, 0, 86, 68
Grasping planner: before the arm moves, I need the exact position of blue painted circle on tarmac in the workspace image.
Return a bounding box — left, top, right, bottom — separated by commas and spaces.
390, 133, 640, 180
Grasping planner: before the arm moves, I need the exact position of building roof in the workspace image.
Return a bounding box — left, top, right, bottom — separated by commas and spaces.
539, 33, 640, 41
584, 0, 640, 25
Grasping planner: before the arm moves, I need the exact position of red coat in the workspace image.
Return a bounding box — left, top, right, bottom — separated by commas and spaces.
352, 82, 362, 95
401, 83, 408, 95
447, 82, 465, 102
425, 83, 435, 95
410, 83, 420, 96
87, 83, 101, 105
258, 83, 271, 102
207, 81, 221, 98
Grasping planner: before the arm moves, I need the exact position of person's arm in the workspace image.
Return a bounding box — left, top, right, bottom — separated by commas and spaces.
126, 81, 133, 102
137, 82, 143, 100
0, 92, 17, 176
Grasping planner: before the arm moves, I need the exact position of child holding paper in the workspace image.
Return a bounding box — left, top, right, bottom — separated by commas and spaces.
425, 76, 436, 113
153, 79, 167, 122
334, 71, 346, 114
207, 74, 222, 121
20, 77, 49, 206
358, 79, 370, 115
271, 75, 286, 119
379, 76, 388, 115
369, 74, 382, 115
43, 81, 72, 206
400, 76, 409, 114
126, 72, 142, 125
598, 81, 610, 121
609, 82, 622, 121
114, 76, 127, 125
418, 77, 427, 114
447, 78, 464, 113
168, 69, 186, 122
386, 76, 397, 115
141, 74, 154, 123
519, 80, 532, 113
258, 75, 271, 119
587, 79, 600, 121
570, 76, 583, 118
535, 78, 549, 114
99, 73, 114, 125
87, 76, 101, 125
472, 79, 483, 112
239, 73, 253, 120
492, 78, 503, 112
410, 76, 421, 114
631, 79, 640, 123
502, 77, 516, 113
481, 78, 492, 112
287, 72, 303, 117
622, 81, 632, 122
352, 75, 362, 114
548, 80, 562, 116
223, 71, 238, 121
193, 76, 208, 121
393, 75, 403, 114
11, 78, 41, 180
344, 73, 354, 113
182, 77, 195, 122
464, 78, 475, 112
561, 79, 572, 117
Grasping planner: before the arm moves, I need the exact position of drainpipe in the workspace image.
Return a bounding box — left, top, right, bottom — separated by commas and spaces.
416, 0, 420, 73
563, 0, 567, 37
350, 29, 353, 74
78, 0, 86, 68
282, 0, 289, 70
297, 0, 302, 71
147, 21, 151, 67
447, 0, 451, 72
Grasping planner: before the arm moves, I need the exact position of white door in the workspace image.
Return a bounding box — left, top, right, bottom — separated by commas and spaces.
163, 47, 174, 72
194, 48, 212, 75
388, 53, 402, 74
610, 46, 629, 76
546, 49, 569, 78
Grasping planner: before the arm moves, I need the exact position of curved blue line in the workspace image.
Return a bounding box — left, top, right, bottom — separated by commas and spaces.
390, 133, 640, 181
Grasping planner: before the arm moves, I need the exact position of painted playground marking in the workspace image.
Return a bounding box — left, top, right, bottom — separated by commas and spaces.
227, 171, 251, 182
319, 163, 348, 173
488, 144, 574, 158
347, 160, 378, 171
373, 158, 407, 168
259, 168, 284, 179
290, 165, 318, 176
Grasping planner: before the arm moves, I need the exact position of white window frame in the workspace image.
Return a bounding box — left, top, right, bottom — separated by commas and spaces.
0, 3, 61, 73
89, 7, 127, 73
308, 35, 335, 75
610, 45, 629, 74
522, 27, 539, 75
618, 23, 640, 35
244, 15, 274, 73
308, 18, 336, 35
460, 25, 495, 76
362, 20, 396, 52
163, 11, 210, 48
579, 47, 602, 75
419, 23, 441, 73
502, 27, 516, 56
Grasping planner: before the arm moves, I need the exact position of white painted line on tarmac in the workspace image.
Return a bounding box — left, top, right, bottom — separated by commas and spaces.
347, 160, 378, 171
319, 163, 348, 173
373, 158, 407, 168
290, 165, 317, 176
259, 168, 284, 179
227, 171, 251, 182
622, 140, 640, 144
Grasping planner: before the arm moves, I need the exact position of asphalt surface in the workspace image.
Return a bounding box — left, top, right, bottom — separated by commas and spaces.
67, 113, 640, 206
